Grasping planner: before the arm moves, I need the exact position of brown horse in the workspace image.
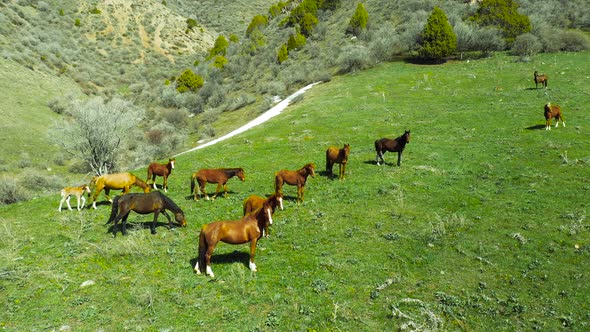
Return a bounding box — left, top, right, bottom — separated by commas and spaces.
544, 103, 565, 130
146, 158, 175, 192
275, 163, 315, 203
534, 71, 548, 89
190, 168, 245, 201
58, 184, 91, 212
375, 130, 411, 166
107, 191, 186, 236
243, 193, 283, 237
326, 144, 351, 180
194, 205, 273, 278
89, 172, 151, 209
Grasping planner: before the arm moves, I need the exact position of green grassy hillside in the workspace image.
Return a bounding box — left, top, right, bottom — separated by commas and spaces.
1, 51, 589, 330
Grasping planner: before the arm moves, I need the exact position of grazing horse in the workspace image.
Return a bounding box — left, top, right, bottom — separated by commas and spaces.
107, 191, 186, 236
275, 163, 316, 203
190, 168, 245, 201
243, 193, 284, 237
375, 130, 411, 166
146, 158, 175, 192
534, 71, 548, 89
194, 205, 273, 278
58, 184, 90, 212
89, 172, 151, 209
326, 144, 351, 180
544, 103, 565, 130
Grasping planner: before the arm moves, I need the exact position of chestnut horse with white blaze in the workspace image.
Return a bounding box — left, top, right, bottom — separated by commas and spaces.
243, 193, 283, 237
275, 163, 315, 204
146, 158, 175, 192
59, 184, 91, 212
195, 205, 273, 278
544, 103, 565, 130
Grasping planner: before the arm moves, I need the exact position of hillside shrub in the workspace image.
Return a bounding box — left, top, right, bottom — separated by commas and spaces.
269, 2, 287, 18
0, 177, 29, 205
510, 33, 541, 60
186, 18, 198, 31
470, 0, 532, 45
347, 3, 369, 36
212, 55, 228, 69
300, 13, 319, 37
89, 7, 101, 14
277, 44, 289, 64
207, 35, 229, 60
337, 44, 371, 73
320, 0, 340, 11
246, 15, 268, 37
418, 7, 457, 62
287, 32, 307, 51
558, 30, 589, 51
74, 18, 80, 27
176, 69, 204, 93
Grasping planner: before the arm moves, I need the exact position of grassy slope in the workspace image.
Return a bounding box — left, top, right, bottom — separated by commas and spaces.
0, 58, 81, 171
1, 51, 589, 330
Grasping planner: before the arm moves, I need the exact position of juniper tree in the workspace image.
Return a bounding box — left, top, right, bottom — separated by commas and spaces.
418, 7, 457, 62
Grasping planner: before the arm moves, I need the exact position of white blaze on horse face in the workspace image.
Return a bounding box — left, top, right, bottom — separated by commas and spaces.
171, 161, 175, 169
249, 260, 257, 272
267, 207, 273, 225
278, 197, 284, 210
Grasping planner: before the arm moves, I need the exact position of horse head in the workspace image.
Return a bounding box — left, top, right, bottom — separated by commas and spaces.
404, 130, 411, 143
175, 212, 187, 227
237, 168, 246, 182
169, 158, 176, 169
305, 163, 316, 178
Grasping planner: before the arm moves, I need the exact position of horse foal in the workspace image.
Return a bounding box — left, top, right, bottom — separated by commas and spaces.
544, 103, 565, 130
58, 185, 90, 212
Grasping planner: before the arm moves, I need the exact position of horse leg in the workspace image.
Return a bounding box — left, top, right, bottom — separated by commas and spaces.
163, 175, 168, 192
104, 188, 113, 203
212, 183, 223, 200
75, 194, 81, 210
376, 151, 384, 166
58, 195, 67, 212
80, 195, 86, 210
152, 175, 158, 190
201, 183, 210, 200
205, 242, 216, 277
223, 183, 229, 198
65, 196, 73, 211
151, 211, 159, 234
249, 238, 258, 272
161, 210, 173, 228
397, 151, 402, 166
121, 213, 130, 236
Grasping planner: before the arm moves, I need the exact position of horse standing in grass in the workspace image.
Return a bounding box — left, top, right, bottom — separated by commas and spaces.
275, 163, 315, 203
190, 168, 245, 201
534, 71, 548, 89
195, 205, 273, 278
375, 130, 411, 166
544, 103, 565, 130
326, 144, 350, 180
243, 193, 283, 237
107, 191, 186, 236
146, 158, 175, 192
89, 172, 151, 209
58, 184, 90, 212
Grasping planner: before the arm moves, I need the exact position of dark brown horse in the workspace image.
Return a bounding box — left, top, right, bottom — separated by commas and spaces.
326, 144, 351, 180
375, 130, 411, 166
107, 191, 186, 236
194, 205, 273, 278
243, 193, 283, 237
190, 168, 245, 201
534, 71, 548, 89
544, 103, 565, 130
275, 163, 315, 203
147, 158, 175, 192
89, 172, 151, 209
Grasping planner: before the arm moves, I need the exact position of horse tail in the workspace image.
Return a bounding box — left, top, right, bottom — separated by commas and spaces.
274, 173, 282, 194
190, 173, 196, 196
106, 195, 121, 224
197, 226, 208, 273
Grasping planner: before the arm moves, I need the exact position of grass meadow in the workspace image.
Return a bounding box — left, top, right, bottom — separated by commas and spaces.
1, 51, 589, 330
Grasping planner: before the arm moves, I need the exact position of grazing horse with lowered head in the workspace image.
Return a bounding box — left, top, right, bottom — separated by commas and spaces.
107, 191, 186, 236
89, 172, 151, 209
195, 205, 273, 278
190, 168, 245, 201
534, 71, 548, 89
59, 184, 91, 212
326, 144, 351, 180
544, 103, 565, 130
275, 163, 315, 204
375, 130, 411, 166
147, 158, 175, 192
243, 193, 283, 237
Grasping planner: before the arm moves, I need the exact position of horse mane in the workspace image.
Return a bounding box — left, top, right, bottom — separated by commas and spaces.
159, 192, 184, 214
223, 168, 243, 176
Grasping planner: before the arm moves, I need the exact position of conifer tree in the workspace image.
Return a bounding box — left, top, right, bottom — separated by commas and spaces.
469, 0, 531, 44
418, 7, 457, 62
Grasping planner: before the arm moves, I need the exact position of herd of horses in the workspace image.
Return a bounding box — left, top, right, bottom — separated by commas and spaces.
56, 71, 562, 277
57, 131, 412, 277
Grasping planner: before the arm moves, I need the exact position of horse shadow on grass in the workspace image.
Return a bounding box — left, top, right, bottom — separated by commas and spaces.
106, 220, 177, 235
189, 251, 251, 271
526, 124, 546, 130
183, 190, 239, 201
363, 160, 399, 167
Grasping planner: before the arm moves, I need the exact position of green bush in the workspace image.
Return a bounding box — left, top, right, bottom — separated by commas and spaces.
207, 35, 229, 60
186, 18, 198, 31
337, 44, 371, 73
510, 33, 541, 60
287, 32, 307, 51
558, 30, 589, 51
176, 69, 204, 93
89, 7, 101, 14
470, 0, 532, 44
320, 0, 340, 11
74, 18, 81, 27
246, 15, 268, 37
418, 7, 457, 61
0, 177, 29, 205
347, 3, 369, 36
212, 55, 228, 69
300, 13, 318, 37
269, 2, 287, 18
277, 44, 289, 64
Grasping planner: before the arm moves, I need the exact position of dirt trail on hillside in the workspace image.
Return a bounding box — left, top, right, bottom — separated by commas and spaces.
175, 82, 321, 156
